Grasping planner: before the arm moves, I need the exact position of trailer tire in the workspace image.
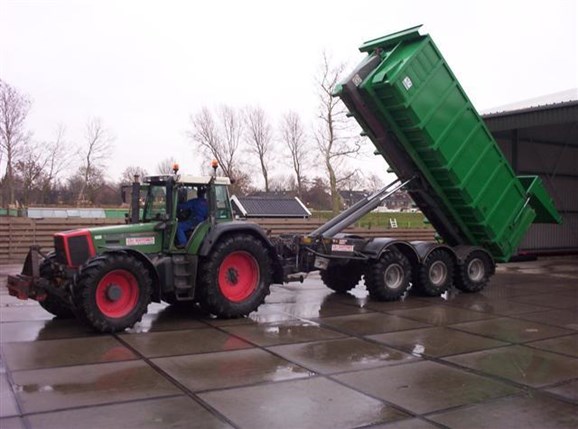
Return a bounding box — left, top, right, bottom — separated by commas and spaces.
365, 249, 412, 301
198, 234, 272, 318
74, 254, 152, 333
321, 263, 363, 294
413, 249, 454, 297
455, 250, 492, 293
38, 255, 75, 319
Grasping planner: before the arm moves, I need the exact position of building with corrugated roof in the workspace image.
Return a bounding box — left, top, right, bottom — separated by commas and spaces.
483, 89, 578, 254
231, 195, 311, 218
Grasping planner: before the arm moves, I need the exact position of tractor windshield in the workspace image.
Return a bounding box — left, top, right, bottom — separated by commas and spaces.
143, 185, 167, 221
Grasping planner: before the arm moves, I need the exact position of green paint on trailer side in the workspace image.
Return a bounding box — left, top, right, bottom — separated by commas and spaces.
342, 27, 561, 262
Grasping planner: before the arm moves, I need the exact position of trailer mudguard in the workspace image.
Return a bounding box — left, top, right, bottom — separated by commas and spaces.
362, 238, 419, 267
410, 241, 456, 264
452, 245, 495, 272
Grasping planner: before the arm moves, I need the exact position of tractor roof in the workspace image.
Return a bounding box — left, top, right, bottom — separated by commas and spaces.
144, 174, 231, 185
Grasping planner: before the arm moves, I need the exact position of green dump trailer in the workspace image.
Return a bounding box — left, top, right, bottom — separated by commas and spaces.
335, 25, 561, 263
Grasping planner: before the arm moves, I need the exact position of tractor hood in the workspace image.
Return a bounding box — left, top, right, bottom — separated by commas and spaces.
87, 223, 163, 254
54, 223, 164, 267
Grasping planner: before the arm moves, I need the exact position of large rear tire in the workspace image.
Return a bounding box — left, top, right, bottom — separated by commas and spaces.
365, 249, 412, 301
413, 249, 454, 297
197, 234, 272, 318
455, 250, 493, 293
38, 255, 75, 319
321, 262, 363, 294
73, 254, 152, 332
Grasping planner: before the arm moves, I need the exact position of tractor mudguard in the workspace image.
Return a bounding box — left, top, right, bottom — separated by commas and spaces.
198, 221, 276, 257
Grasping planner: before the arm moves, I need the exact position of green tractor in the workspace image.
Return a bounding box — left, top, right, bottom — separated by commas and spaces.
8, 165, 283, 332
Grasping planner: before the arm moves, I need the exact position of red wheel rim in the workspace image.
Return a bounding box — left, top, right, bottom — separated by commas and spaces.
96, 270, 139, 318
218, 251, 260, 302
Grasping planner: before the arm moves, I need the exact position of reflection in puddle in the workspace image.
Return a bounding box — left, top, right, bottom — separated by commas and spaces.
268, 364, 314, 381
411, 344, 425, 356
15, 384, 55, 393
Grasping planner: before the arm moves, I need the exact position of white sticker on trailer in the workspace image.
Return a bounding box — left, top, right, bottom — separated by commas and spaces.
331, 244, 354, 252
402, 76, 413, 90
126, 237, 155, 246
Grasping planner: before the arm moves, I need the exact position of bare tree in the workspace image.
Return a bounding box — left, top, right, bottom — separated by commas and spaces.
156, 157, 177, 174
70, 166, 106, 205
269, 174, 297, 193
39, 125, 72, 203
119, 166, 148, 185
189, 105, 250, 194
364, 173, 385, 192
280, 111, 308, 199
244, 106, 273, 192
314, 52, 361, 214
14, 141, 46, 205
0, 80, 31, 206
77, 118, 113, 205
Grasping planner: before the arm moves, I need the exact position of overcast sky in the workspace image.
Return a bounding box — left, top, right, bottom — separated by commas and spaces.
1, 0, 577, 186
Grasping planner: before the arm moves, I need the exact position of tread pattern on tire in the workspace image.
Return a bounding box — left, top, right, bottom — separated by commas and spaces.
320, 263, 362, 294
197, 234, 272, 318
454, 250, 492, 293
413, 249, 454, 297
365, 249, 412, 301
38, 255, 75, 319
73, 253, 152, 333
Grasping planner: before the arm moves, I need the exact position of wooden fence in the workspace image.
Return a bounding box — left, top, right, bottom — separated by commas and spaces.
0, 217, 435, 264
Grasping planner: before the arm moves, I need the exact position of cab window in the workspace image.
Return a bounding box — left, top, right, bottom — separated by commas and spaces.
215, 185, 232, 220
144, 186, 167, 221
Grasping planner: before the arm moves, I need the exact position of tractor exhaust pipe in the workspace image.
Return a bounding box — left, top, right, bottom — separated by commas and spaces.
131, 175, 141, 224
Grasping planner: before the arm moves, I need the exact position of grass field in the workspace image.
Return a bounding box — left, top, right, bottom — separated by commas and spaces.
311, 210, 428, 229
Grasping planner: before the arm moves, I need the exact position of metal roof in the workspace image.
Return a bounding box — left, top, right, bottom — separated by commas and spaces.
231, 196, 311, 218
482, 89, 578, 132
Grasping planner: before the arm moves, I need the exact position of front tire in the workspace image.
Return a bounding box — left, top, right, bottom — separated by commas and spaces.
365, 249, 412, 301
413, 249, 454, 297
321, 262, 363, 294
38, 255, 75, 319
73, 254, 152, 332
197, 234, 272, 318
455, 250, 493, 293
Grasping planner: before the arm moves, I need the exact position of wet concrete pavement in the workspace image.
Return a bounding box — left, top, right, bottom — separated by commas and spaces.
1, 256, 577, 428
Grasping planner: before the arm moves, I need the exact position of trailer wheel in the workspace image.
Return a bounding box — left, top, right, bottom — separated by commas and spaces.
74, 254, 152, 332
365, 249, 412, 301
198, 234, 272, 318
38, 255, 75, 319
413, 249, 454, 297
455, 250, 492, 293
321, 262, 363, 294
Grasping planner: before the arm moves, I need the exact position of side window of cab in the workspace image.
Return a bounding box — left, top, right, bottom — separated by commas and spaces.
214, 185, 232, 220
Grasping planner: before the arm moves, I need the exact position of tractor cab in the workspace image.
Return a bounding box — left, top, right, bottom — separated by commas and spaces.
128, 167, 233, 251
